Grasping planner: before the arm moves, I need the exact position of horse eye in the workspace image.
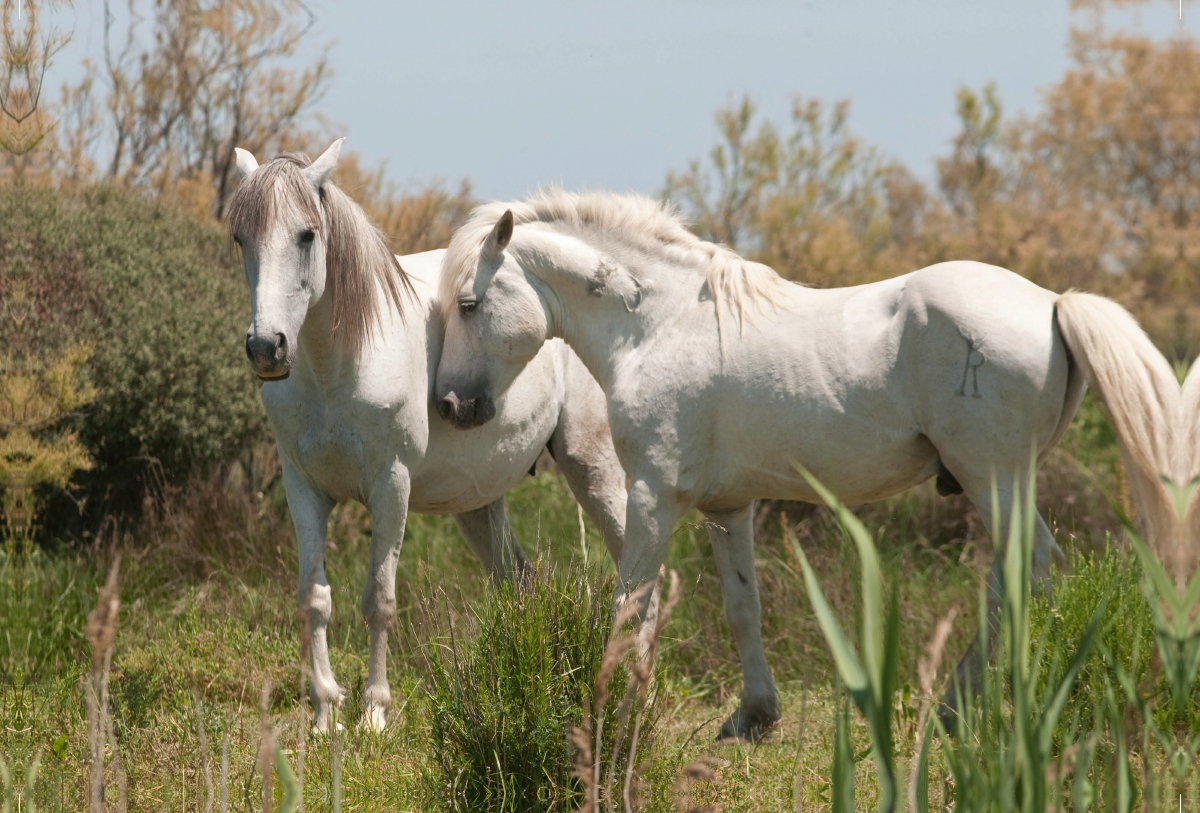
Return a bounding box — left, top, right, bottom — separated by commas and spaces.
299, 229, 316, 244
458, 300, 477, 315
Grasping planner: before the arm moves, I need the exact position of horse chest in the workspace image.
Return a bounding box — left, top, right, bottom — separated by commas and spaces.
265, 389, 414, 500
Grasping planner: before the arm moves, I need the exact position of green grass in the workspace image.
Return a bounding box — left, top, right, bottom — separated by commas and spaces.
3, 410, 1178, 811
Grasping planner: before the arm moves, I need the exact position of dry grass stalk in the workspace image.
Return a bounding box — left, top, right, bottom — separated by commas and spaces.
296, 561, 319, 813
568, 725, 597, 813
918, 607, 958, 699
85, 555, 121, 813
792, 682, 808, 812
220, 722, 230, 813
257, 682, 274, 813
671, 757, 719, 813
908, 606, 958, 812
587, 577, 657, 807
569, 567, 682, 813
607, 571, 666, 813
624, 570, 682, 810
194, 692, 215, 813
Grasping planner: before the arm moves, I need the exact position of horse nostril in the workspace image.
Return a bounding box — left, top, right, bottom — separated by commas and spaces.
275, 332, 288, 360
245, 334, 254, 362
437, 396, 455, 422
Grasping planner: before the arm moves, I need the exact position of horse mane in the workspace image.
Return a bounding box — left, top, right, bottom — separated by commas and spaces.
227, 152, 414, 359
439, 188, 791, 330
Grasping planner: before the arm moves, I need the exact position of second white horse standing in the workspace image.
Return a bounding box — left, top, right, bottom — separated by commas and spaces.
433, 190, 1183, 740
228, 143, 627, 732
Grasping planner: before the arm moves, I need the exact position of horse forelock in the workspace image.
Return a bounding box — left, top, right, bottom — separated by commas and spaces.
228, 153, 413, 359
438, 188, 790, 327
227, 153, 321, 247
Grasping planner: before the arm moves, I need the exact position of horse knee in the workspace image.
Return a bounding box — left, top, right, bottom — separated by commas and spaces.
361, 591, 397, 628
301, 583, 333, 625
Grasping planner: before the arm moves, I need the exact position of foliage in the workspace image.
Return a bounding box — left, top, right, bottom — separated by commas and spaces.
0, 182, 264, 530
796, 464, 1120, 811
0, 0, 67, 176
665, 96, 928, 288
789, 468, 902, 812
423, 561, 634, 813
62, 0, 331, 221
0, 284, 94, 546
665, 14, 1195, 362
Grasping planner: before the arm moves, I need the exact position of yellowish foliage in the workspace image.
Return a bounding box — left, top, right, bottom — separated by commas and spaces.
668, 17, 1197, 361
0, 283, 96, 547
0, 0, 68, 176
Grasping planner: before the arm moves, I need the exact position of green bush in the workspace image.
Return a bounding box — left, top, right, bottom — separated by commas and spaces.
423, 564, 629, 813
0, 183, 263, 528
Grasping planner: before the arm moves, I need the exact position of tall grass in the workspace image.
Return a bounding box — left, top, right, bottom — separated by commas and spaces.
422, 559, 650, 812
797, 461, 1200, 812
8, 460, 1183, 811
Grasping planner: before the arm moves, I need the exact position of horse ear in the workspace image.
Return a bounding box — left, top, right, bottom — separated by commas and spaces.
482, 210, 514, 261
304, 137, 346, 189
234, 148, 259, 179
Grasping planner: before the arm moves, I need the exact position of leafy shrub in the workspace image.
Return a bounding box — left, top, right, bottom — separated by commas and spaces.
423, 564, 631, 813
0, 183, 263, 529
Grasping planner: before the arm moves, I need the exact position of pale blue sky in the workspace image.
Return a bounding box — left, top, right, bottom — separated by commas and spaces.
51, 1, 1191, 201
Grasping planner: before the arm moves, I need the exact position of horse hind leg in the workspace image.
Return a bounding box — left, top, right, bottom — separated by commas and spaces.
454, 498, 531, 581
938, 471, 1063, 728
705, 503, 780, 741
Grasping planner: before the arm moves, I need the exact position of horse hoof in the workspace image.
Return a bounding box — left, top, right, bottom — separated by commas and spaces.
360, 706, 388, 733
716, 703, 780, 743
309, 719, 345, 737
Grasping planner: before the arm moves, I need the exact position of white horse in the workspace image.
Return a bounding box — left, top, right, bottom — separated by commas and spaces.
433, 189, 1183, 740
228, 145, 627, 732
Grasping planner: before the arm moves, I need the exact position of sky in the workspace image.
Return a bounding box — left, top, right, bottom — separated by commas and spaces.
49, 1, 1193, 202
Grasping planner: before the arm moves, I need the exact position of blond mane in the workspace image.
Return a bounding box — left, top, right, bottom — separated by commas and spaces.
439, 189, 792, 329
228, 153, 413, 359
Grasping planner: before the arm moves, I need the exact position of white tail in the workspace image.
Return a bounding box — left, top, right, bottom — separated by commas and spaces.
1182, 360, 1200, 556
1055, 292, 1187, 578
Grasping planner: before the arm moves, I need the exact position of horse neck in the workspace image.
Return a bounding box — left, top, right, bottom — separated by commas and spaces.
294, 287, 352, 387
513, 230, 682, 392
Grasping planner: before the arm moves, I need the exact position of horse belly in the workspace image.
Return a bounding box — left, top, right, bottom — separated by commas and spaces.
704, 401, 938, 509
698, 301, 934, 507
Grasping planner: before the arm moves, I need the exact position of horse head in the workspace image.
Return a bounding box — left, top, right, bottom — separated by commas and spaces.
228, 139, 344, 380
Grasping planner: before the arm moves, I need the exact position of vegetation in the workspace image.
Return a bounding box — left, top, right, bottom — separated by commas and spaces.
1, 0, 1196, 811
0, 183, 265, 526
665, 21, 1198, 362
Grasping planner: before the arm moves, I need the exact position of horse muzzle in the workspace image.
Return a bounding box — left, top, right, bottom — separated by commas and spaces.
246, 332, 294, 381
437, 391, 496, 429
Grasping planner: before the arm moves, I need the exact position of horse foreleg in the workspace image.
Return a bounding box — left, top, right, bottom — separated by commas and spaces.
615, 478, 680, 635
550, 359, 628, 563
453, 498, 530, 581
282, 461, 339, 734
705, 504, 780, 741
360, 464, 411, 732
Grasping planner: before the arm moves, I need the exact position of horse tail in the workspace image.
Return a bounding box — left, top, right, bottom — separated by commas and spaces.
1183, 360, 1200, 560
1054, 291, 1186, 578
